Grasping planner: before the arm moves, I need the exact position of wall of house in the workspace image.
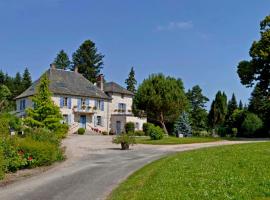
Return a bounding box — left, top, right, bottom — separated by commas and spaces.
126, 116, 147, 131
16, 97, 33, 117
108, 93, 133, 115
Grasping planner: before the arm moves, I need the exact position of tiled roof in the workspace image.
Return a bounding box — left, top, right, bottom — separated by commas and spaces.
104, 82, 134, 95
15, 68, 110, 99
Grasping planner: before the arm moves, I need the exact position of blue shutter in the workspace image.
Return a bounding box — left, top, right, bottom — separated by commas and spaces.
60, 97, 64, 108
19, 100, 22, 110
94, 116, 97, 127
68, 98, 72, 109
86, 98, 90, 106
77, 98, 81, 110
101, 100, 104, 111
95, 99, 98, 109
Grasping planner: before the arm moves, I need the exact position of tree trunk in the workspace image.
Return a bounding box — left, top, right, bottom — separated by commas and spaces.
160, 112, 168, 135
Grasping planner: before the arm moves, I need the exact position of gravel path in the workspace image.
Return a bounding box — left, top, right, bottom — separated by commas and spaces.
0, 135, 261, 200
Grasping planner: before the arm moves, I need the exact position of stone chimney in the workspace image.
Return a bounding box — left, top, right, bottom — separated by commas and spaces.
50, 63, 56, 69
74, 66, 79, 73
96, 74, 104, 91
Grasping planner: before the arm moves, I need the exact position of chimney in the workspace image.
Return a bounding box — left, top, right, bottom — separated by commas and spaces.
96, 74, 104, 91
74, 66, 79, 73
50, 63, 56, 69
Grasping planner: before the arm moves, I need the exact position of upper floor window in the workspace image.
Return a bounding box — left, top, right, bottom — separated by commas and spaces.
81, 98, 86, 107
118, 103, 126, 112
60, 97, 71, 109
95, 100, 104, 111
19, 99, 26, 111
63, 97, 68, 107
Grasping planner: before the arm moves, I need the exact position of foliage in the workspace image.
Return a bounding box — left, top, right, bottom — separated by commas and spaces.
24, 73, 63, 130
208, 91, 227, 128
0, 85, 11, 112
24, 127, 60, 145
134, 130, 145, 136
192, 130, 211, 137
186, 85, 209, 131
149, 124, 164, 140
241, 113, 263, 137
102, 131, 108, 135
22, 67, 32, 90
0, 113, 22, 136
232, 128, 238, 137
113, 132, 136, 149
133, 74, 188, 134
125, 67, 137, 93
54, 124, 69, 139
174, 112, 192, 136
0, 147, 4, 179
125, 122, 135, 133
226, 93, 238, 120
108, 142, 270, 200
142, 122, 152, 136
54, 50, 71, 70
78, 128, 85, 135
71, 40, 104, 83
237, 15, 270, 94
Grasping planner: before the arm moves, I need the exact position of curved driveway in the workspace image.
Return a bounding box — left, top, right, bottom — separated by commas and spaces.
0, 135, 258, 200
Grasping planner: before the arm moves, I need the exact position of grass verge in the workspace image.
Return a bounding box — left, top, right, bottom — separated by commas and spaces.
135, 136, 222, 145
108, 142, 270, 200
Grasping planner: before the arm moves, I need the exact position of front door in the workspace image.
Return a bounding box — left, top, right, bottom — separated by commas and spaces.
116, 121, 121, 134
80, 115, 86, 129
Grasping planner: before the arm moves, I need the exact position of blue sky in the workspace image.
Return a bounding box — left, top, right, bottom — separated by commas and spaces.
0, 0, 269, 108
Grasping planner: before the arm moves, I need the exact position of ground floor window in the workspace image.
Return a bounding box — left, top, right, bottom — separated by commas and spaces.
63, 114, 68, 124
135, 122, 139, 130
97, 116, 102, 126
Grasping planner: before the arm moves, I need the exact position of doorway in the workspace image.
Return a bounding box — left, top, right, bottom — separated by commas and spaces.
80, 115, 86, 129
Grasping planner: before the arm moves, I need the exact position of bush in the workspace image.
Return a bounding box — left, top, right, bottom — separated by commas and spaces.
0, 113, 22, 136
78, 128, 85, 135
125, 122, 135, 133
24, 128, 60, 145
241, 113, 263, 137
134, 130, 145, 136
17, 138, 63, 167
0, 147, 4, 179
143, 123, 152, 136
192, 130, 210, 137
112, 132, 136, 150
149, 125, 164, 140
102, 131, 108, 135
232, 128, 238, 137
217, 126, 228, 137
54, 124, 69, 139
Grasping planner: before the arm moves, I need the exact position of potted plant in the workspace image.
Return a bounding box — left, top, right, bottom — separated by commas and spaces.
112, 132, 136, 150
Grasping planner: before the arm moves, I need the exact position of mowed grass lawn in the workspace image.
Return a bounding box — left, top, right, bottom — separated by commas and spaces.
135, 136, 223, 145
108, 142, 270, 200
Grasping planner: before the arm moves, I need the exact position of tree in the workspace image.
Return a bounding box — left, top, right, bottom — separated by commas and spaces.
22, 67, 32, 90
237, 15, 270, 94
13, 72, 22, 97
71, 40, 104, 83
239, 100, 243, 110
133, 73, 188, 134
241, 113, 263, 137
186, 85, 209, 131
174, 112, 192, 136
125, 67, 137, 93
0, 85, 11, 112
208, 91, 227, 128
227, 93, 238, 119
54, 50, 71, 70
25, 73, 62, 130
0, 70, 5, 84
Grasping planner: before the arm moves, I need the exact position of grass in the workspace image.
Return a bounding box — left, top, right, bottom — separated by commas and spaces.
135, 136, 223, 145
108, 142, 270, 200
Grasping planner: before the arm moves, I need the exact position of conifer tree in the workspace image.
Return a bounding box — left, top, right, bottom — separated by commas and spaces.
239, 100, 243, 110
125, 67, 137, 93
54, 50, 71, 70
22, 67, 32, 90
227, 93, 238, 119
174, 112, 192, 136
25, 73, 62, 130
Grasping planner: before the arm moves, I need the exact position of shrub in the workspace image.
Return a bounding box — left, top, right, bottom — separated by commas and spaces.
192, 130, 210, 137
102, 131, 108, 135
25, 128, 60, 145
241, 113, 263, 137
113, 132, 136, 150
125, 122, 135, 133
0, 113, 22, 136
232, 128, 238, 137
143, 123, 152, 135
17, 138, 63, 167
54, 124, 69, 139
134, 130, 145, 136
149, 125, 164, 140
0, 147, 4, 179
78, 128, 85, 135
217, 126, 228, 137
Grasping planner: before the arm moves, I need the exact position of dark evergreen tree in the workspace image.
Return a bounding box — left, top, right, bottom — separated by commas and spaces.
0, 70, 5, 85
186, 85, 209, 131
174, 112, 192, 136
227, 93, 238, 119
13, 72, 22, 97
54, 50, 71, 70
125, 67, 137, 93
22, 67, 32, 90
239, 100, 243, 110
71, 40, 104, 83
208, 91, 227, 128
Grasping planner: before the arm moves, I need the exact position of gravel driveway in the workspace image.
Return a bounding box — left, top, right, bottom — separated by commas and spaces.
0, 135, 258, 200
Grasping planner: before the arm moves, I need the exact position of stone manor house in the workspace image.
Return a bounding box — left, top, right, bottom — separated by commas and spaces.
15, 64, 146, 134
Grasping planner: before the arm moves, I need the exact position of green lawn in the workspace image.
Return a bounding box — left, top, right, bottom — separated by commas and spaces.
135, 136, 222, 145
108, 142, 270, 200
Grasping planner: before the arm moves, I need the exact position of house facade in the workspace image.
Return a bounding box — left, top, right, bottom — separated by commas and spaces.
15, 65, 146, 134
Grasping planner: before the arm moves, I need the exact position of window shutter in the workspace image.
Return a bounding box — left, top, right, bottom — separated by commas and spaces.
68, 98, 72, 109
86, 98, 90, 106
60, 97, 64, 108
77, 98, 81, 109
94, 116, 97, 127
94, 99, 98, 108
101, 100, 104, 111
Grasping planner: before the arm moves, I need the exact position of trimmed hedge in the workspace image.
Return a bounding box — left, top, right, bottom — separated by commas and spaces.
125, 122, 135, 133
134, 130, 145, 136
78, 128, 85, 135
149, 125, 164, 140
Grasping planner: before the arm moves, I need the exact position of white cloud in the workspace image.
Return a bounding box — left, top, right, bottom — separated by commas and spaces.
156, 21, 193, 31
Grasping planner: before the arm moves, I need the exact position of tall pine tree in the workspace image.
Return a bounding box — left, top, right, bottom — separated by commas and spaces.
174, 112, 192, 136
239, 100, 243, 110
227, 93, 238, 119
125, 67, 137, 93
22, 67, 32, 90
54, 50, 71, 70
71, 40, 104, 83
